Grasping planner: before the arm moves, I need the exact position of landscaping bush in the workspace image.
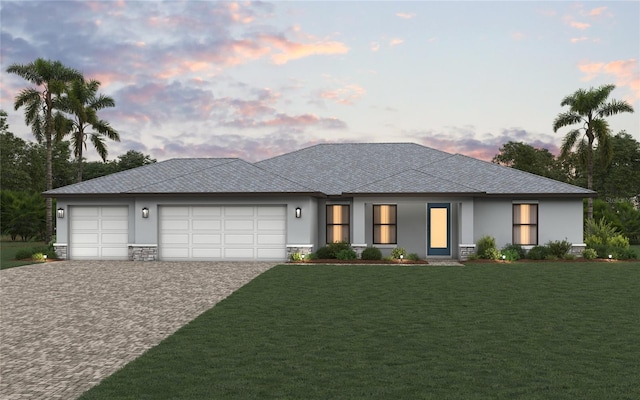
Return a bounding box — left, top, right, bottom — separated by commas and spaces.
406, 253, 420, 261
315, 246, 335, 259
582, 248, 598, 260
290, 252, 303, 262
483, 247, 502, 260
501, 243, 526, 260
391, 247, 407, 259
14, 245, 56, 260
547, 239, 572, 258
585, 218, 632, 258
501, 249, 520, 261
31, 253, 46, 262
477, 235, 498, 259
361, 247, 382, 260
527, 245, 550, 260
336, 248, 357, 260
306, 252, 318, 260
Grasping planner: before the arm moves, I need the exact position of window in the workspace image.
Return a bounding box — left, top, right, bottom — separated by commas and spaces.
513, 204, 538, 245
373, 205, 397, 244
327, 205, 349, 243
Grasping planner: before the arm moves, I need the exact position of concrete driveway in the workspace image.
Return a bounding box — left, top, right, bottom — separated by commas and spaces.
0, 260, 277, 400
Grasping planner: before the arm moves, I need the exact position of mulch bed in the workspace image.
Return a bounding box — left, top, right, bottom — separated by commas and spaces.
291, 259, 429, 264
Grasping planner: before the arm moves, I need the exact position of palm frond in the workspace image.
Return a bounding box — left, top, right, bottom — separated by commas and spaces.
560, 129, 582, 157
553, 112, 582, 132
598, 99, 635, 117
90, 134, 108, 161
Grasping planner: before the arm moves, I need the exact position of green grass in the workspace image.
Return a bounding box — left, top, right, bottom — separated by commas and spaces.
80, 263, 640, 400
0, 239, 47, 269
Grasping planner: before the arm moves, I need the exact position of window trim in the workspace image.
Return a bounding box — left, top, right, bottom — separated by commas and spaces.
326, 204, 350, 244
373, 204, 397, 245
512, 203, 538, 246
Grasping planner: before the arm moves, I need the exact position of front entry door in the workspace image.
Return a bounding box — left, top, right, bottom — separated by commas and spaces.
428, 203, 450, 256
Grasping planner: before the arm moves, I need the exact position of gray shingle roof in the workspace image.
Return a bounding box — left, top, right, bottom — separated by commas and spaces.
45, 143, 595, 197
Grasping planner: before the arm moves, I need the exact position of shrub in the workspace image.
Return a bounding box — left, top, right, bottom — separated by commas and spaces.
483, 247, 502, 260
563, 254, 577, 260
406, 253, 420, 261
336, 248, 357, 260
306, 252, 318, 261
582, 248, 598, 260
290, 252, 303, 262
315, 246, 335, 259
326, 241, 353, 258
546, 239, 572, 258
585, 218, 631, 258
477, 235, 497, 259
616, 248, 638, 260
15, 248, 34, 260
32, 253, 46, 262
527, 245, 550, 260
501, 249, 520, 261
501, 243, 526, 260
391, 247, 407, 259
361, 247, 382, 260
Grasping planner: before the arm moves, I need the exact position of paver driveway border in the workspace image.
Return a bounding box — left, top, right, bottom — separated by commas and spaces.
0, 260, 277, 400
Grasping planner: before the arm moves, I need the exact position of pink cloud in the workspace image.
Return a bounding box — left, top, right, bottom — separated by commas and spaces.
578, 59, 640, 100
570, 21, 590, 30
370, 42, 380, 52
389, 38, 404, 46
588, 6, 607, 16
396, 12, 416, 19
570, 37, 589, 43
259, 34, 349, 65
320, 84, 366, 105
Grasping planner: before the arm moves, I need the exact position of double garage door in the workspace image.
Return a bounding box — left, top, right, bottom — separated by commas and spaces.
68, 205, 287, 261
159, 206, 286, 261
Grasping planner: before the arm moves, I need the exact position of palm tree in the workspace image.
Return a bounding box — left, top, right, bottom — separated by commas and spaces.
553, 84, 634, 220
62, 79, 119, 182
7, 59, 83, 242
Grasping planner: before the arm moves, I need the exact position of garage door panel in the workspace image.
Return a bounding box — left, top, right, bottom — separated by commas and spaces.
160, 205, 286, 261
258, 207, 286, 217
102, 220, 128, 230
258, 220, 286, 230
72, 233, 99, 244
73, 207, 100, 217
102, 207, 128, 217
225, 220, 253, 230
225, 207, 254, 216
71, 220, 99, 230
101, 247, 129, 258
102, 233, 128, 244
192, 234, 221, 244
193, 248, 222, 258
225, 248, 254, 258
72, 247, 100, 257
161, 234, 189, 244
193, 207, 221, 217
193, 220, 220, 230
258, 235, 286, 245
258, 248, 286, 259
225, 234, 254, 245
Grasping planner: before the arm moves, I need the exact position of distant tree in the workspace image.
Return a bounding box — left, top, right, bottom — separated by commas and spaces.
82, 161, 118, 181
593, 131, 640, 202
0, 191, 46, 241
7, 59, 83, 241
61, 79, 119, 182
492, 141, 565, 181
0, 127, 33, 191
115, 150, 156, 171
553, 84, 634, 220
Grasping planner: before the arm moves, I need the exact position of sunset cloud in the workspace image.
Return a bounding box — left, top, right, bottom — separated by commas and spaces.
569, 21, 590, 30
320, 84, 366, 105
389, 38, 404, 46
578, 59, 640, 100
396, 12, 416, 19
259, 34, 349, 64
587, 6, 607, 17
570, 37, 589, 43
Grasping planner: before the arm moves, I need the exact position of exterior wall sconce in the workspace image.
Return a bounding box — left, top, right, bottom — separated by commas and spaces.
295, 207, 302, 218
142, 207, 150, 218
57, 208, 64, 218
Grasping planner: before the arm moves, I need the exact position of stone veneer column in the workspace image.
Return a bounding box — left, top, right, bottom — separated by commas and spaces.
458, 244, 476, 261
53, 244, 68, 260
128, 245, 158, 261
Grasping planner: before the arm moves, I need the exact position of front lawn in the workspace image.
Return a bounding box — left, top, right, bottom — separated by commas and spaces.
0, 239, 47, 269
81, 263, 640, 400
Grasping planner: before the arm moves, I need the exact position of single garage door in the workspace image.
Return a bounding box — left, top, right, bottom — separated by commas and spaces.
159, 206, 286, 261
69, 206, 129, 260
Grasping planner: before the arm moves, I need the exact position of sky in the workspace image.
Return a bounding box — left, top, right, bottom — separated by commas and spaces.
1, 1, 638, 163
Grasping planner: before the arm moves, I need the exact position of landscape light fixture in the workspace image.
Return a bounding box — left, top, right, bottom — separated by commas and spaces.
142, 207, 150, 218
57, 208, 64, 218
295, 207, 302, 218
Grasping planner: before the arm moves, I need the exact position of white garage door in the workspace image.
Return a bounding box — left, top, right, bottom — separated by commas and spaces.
69, 206, 129, 260
159, 206, 286, 261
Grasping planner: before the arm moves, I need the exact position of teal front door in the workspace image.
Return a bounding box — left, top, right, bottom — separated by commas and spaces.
427, 203, 450, 256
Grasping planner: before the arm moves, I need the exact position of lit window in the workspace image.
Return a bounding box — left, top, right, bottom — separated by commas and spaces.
513, 204, 538, 245
373, 205, 397, 244
327, 205, 349, 243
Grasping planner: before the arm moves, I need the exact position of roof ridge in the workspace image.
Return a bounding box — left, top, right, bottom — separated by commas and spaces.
250, 161, 318, 192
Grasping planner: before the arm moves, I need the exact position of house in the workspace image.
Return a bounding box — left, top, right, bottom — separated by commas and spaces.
45, 143, 594, 261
